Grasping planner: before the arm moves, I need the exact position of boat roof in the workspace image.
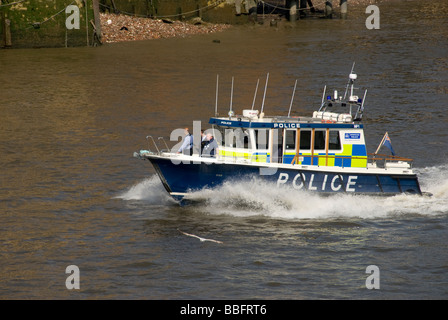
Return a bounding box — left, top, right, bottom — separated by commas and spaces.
209, 115, 363, 129
209, 67, 367, 130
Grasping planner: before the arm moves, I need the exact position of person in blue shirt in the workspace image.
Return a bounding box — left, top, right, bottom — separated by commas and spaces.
177, 128, 193, 155
202, 133, 218, 157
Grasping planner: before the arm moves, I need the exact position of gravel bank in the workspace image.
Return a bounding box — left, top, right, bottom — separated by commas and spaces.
99, 0, 389, 44
100, 13, 231, 43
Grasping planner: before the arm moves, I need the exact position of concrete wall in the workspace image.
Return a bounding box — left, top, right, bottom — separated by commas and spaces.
0, 0, 100, 49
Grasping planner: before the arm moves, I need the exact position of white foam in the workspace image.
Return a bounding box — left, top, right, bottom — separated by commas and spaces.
187, 165, 448, 220
119, 166, 448, 220
115, 175, 176, 205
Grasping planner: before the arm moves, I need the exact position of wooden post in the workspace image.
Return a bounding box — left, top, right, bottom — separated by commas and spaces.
85, 0, 89, 46
0, 1, 11, 48
92, 0, 102, 45
288, 0, 297, 22
307, 0, 316, 13
325, 0, 333, 18
111, 0, 118, 13
197, 4, 201, 19
299, 0, 307, 18
4, 18, 11, 48
340, 0, 348, 19
235, 0, 242, 16
177, 7, 183, 21
1, 3, 5, 48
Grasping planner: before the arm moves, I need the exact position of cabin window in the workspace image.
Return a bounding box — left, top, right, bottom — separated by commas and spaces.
285, 130, 296, 150
314, 130, 326, 150
328, 131, 341, 150
254, 129, 269, 150
243, 130, 250, 149
224, 128, 247, 148
224, 129, 235, 147
300, 130, 311, 150
212, 125, 225, 146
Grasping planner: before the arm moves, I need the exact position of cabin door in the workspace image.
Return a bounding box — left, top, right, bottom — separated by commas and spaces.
270, 129, 283, 163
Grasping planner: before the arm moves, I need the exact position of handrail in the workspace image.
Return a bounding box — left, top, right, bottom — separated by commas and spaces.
158, 137, 170, 152
367, 153, 414, 162
218, 149, 413, 167
291, 153, 413, 168
146, 135, 159, 153
145, 137, 414, 169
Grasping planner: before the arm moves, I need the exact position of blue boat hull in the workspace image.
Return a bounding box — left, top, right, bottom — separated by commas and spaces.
146, 156, 422, 200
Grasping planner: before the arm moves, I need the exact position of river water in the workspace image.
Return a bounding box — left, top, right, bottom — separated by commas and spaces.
1, 0, 447, 300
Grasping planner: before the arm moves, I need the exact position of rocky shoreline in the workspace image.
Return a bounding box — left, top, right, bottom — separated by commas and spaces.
99, 0, 385, 44
100, 13, 231, 43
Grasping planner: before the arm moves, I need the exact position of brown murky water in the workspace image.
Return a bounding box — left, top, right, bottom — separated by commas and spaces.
1, 1, 448, 300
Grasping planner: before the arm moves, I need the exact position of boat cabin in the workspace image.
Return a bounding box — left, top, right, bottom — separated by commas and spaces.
209, 109, 367, 168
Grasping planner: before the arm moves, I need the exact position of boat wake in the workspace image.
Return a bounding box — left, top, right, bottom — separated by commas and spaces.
115, 175, 177, 205
119, 165, 448, 220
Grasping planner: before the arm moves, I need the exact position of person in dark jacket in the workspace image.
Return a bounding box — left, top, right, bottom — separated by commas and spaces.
202, 133, 218, 157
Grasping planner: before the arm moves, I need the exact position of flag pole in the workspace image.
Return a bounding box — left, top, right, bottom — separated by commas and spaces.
374, 132, 388, 155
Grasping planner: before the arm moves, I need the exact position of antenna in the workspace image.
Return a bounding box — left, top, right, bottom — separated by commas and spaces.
215, 74, 219, 117
361, 89, 367, 110
251, 79, 260, 110
319, 85, 327, 112
288, 79, 298, 117
228, 76, 234, 118
261, 73, 269, 114
355, 89, 367, 121
344, 62, 356, 100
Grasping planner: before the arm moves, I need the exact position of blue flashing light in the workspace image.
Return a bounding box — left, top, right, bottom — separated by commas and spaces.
327, 95, 331, 100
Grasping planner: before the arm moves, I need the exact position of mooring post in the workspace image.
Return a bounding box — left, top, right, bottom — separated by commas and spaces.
307, 0, 316, 13
340, 0, 348, 19
0, 0, 11, 48
5, 18, 11, 48
111, 0, 118, 14
325, 1, 333, 18
197, 4, 202, 18
92, 0, 102, 45
288, 0, 297, 22
299, 0, 307, 18
1, 3, 5, 48
177, 7, 184, 21
235, 0, 242, 16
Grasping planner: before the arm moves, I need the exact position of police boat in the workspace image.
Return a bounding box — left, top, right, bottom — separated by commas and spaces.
134, 70, 423, 202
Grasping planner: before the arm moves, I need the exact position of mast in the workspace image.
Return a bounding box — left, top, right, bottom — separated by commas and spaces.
251, 79, 260, 110
344, 62, 356, 100
261, 73, 269, 115
228, 76, 234, 118
215, 74, 219, 117
288, 79, 298, 117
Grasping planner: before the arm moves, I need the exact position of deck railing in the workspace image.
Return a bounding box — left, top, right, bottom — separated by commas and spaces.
141, 136, 414, 169
290, 153, 413, 168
